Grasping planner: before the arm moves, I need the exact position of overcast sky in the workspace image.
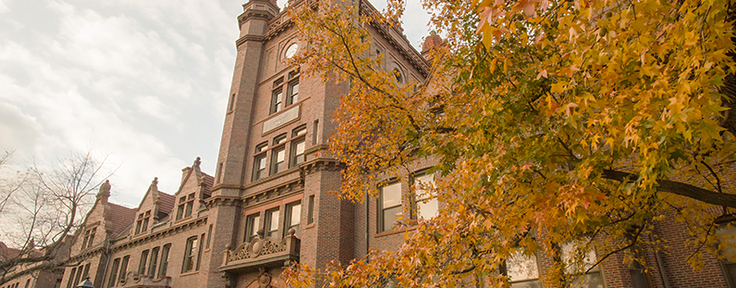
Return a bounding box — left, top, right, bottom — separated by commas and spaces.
0, 0, 431, 208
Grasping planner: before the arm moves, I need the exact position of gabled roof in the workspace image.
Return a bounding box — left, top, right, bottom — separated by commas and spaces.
108, 203, 136, 238
0, 242, 20, 261
158, 191, 176, 215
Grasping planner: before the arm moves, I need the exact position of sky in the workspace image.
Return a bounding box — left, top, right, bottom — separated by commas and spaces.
0, 0, 432, 208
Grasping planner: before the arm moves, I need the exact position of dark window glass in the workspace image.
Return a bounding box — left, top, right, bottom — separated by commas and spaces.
307, 195, 315, 225
138, 250, 149, 275
148, 247, 160, 277
108, 258, 120, 287
181, 237, 197, 273
286, 80, 299, 106
271, 146, 286, 175
245, 214, 261, 243
158, 244, 170, 278
290, 138, 305, 168
119, 256, 129, 282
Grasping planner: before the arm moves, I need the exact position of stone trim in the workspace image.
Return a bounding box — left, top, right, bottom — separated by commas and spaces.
109, 216, 208, 253
241, 178, 304, 208
299, 158, 345, 176
236, 35, 266, 47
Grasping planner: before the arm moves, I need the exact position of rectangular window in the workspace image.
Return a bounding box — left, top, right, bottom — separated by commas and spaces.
312, 120, 319, 145
138, 249, 149, 275
206, 224, 213, 249
290, 138, 305, 168
108, 258, 120, 287
158, 244, 170, 278
119, 256, 129, 283
135, 211, 151, 234
412, 173, 438, 220
286, 79, 299, 106
561, 241, 604, 288
285, 202, 301, 237
148, 247, 160, 277
504, 251, 541, 288
176, 197, 185, 220
270, 87, 283, 114
245, 214, 261, 243
81, 227, 96, 249
229, 93, 236, 111
379, 181, 402, 232
182, 237, 198, 273
307, 195, 315, 225
66, 268, 76, 288
271, 146, 286, 175
73, 265, 83, 286
265, 209, 280, 239
176, 195, 195, 220
253, 142, 268, 181
196, 233, 205, 271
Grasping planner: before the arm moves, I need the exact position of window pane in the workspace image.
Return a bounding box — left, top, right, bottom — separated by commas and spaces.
507, 251, 539, 282
417, 198, 439, 219
562, 241, 598, 273
290, 204, 301, 225
382, 206, 402, 232
382, 182, 401, 208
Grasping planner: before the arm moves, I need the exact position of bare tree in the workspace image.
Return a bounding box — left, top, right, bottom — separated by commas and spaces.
0, 150, 112, 283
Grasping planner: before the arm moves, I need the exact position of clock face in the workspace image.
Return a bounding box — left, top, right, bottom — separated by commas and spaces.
285, 43, 299, 59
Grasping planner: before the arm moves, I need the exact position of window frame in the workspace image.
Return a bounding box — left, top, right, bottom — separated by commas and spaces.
244, 213, 261, 243
290, 126, 307, 168
410, 172, 438, 220
181, 236, 198, 274
148, 246, 160, 277
270, 144, 286, 175
265, 208, 281, 239
176, 194, 195, 221
285, 69, 300, 106
135, 211, 151, 234
269, 77, 284, 114
252, 142, 268, 181
138, 249, 149, 275
284, 201, 302, 237
108, 258, 120, 287
378, 181, 403, 233
158, 244, 171, 278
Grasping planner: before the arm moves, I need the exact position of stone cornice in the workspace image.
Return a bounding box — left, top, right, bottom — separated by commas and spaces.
66, 246, 105, 264
241, 177, 304, 208
236, 35, 266, 47
205, 196, 242, 209
109, 216, 208, 253
299, 158, 345, 176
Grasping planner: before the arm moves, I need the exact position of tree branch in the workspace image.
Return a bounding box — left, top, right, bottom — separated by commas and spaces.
602, 169, 736, 208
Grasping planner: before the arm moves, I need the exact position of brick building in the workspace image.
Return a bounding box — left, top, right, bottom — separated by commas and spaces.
41, 0, 736, 287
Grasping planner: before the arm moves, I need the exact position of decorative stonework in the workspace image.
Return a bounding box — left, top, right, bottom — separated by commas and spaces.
300, 158, 345, 176
220, 229, 300, 273
116, 272, 172, 288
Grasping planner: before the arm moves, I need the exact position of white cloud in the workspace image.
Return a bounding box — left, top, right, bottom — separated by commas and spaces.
0, 0, 9, 14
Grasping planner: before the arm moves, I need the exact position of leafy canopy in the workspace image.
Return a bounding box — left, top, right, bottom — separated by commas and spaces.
284, 0, 736, 286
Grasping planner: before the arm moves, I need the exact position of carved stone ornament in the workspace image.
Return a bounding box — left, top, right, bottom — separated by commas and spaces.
258, 268, 272, 288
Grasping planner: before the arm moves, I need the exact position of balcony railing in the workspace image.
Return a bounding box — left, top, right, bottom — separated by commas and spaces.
220, 229, 300, 273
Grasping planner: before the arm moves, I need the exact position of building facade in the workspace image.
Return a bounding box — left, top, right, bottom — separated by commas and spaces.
39, 0, 736, 288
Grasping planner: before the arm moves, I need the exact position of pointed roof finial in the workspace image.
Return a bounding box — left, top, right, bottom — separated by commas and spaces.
194, 157, 202, 167
152, 177, 159, 186
97, 180, 111, 200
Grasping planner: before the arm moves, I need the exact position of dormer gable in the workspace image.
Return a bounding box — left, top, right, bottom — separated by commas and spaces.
72, 181, 135, 254
132, 177, 175, 236
172, 157, 215, 222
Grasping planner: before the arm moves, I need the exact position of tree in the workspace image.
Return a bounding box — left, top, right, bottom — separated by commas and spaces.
284, 0, 736, 286
0, 151, 111, 284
